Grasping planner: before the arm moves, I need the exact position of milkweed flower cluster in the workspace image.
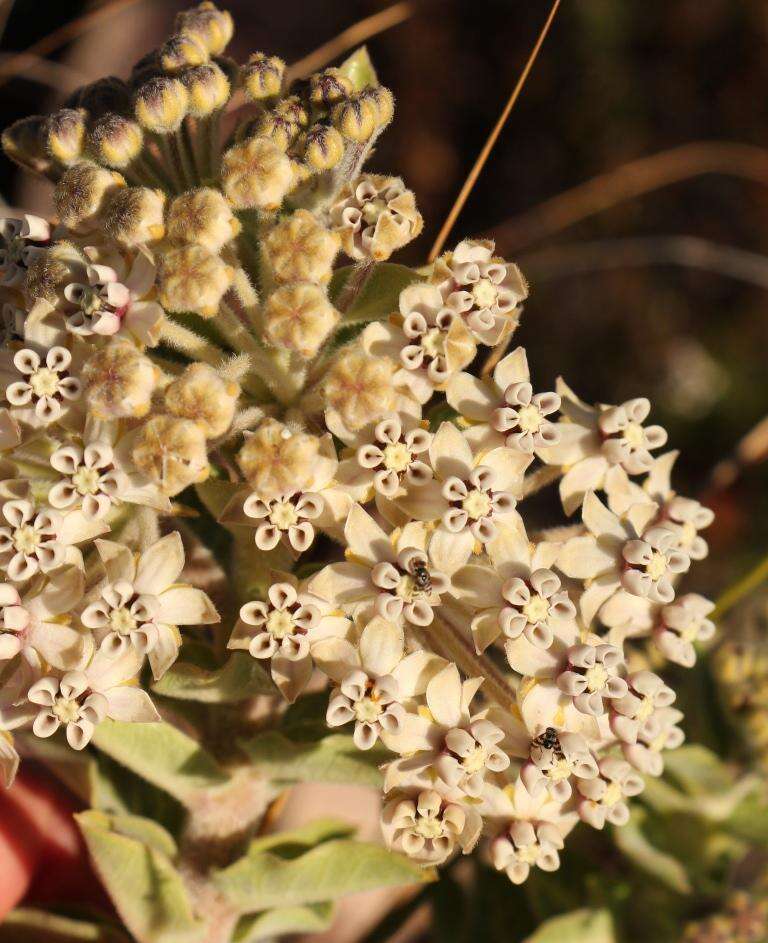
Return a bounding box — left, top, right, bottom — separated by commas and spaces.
0, 0, 714, 888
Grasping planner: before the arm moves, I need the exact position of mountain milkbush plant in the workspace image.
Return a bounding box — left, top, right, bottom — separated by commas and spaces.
0, 2, 718, 939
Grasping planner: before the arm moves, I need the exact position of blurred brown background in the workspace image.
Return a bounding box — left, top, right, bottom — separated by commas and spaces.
1, 1, 767, 938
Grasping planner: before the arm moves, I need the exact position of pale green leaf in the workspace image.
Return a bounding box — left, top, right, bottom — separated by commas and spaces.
214, 839, 433, 913
153, 653, 274, 703
91, 720, 226, 806
195, 479, 240, 519
233, 903, 334, 942
239, 731, 386, 786
613, 809, 692, 894
76, 811, 205, 943
244, 817, 356, 857
523, 908, 615, 943
0, 908, 129, 942
337, 46, 379, 91
663, 745, 735, 797
330, 263, 419, 325
105, 812, 178, 858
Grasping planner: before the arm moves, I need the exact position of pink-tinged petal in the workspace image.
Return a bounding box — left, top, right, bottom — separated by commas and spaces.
493, 346, 530, 390
559, 457, 609, 516
556, 536, 616, 580
359, 617, 404, 676
579, 573, 622, 625
391, 650, 446, 697
271, 653, 313, 703
146, 623, 180, 681
505, 637, 560, 678
428, 526, 474, 575
446, 371, 496, 421
105, 686, 160, 723
471, 610, 502, 653
307, 562, 372, 608
157, 586, 219, 625
344, 504, 392, 565
426, 664, 463, 728
134, 532, 185, 594
311, 636, 359, 682
452, 563, 503, 608
582, 491, 626, 540
429, 422, 473, 480
394, 480, 447, 522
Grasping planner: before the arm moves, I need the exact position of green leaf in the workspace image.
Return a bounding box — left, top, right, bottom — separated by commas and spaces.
330, 263, 419, 325
90, 751, 186, 836
195, 479, 240, 520
105, 812, 179, 858
337, 46, 379, 91
76, 810, 205, 943
214, 839, 433, 913
239, 731, 386, 786
522, 909, 615, 943
91, 720, 226, 806
613, 809, 692, 894
152, 653, 274, 703
233, 903, 334, 942
0, 908, 129, 942
244, 817, 356, 858
663, 745, 735, 797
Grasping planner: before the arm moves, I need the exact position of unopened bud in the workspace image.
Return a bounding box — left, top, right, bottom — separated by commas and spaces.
325, 348, 398, 431
166, 187, 240, 253
175, 2, 234, 56
104, 186, 166, 246
241, 52, 285, 101
160, 32, 209, 72
180, 62, 230, 117
237, 419, 320, 497
83, 339, 159, 419
302, 124, 344, 170
360, 85, 395, 128
88, 113, 144, 168
164, 363, 239, 437
71, 76, 132, 117
44, 109, 86, 165
264, 282, 339, 359
134, 76, 189, 133
264, 209, 339, 284
331, 95, 377, 142
54, 162, 126, 232
132, 415, 209, 495
2, 116, 54, 178
309, 68, 353, 109
250, 111, 299, 152
158, 244, 232, 317
221, 136, 292, 210
25, 247, 70, 305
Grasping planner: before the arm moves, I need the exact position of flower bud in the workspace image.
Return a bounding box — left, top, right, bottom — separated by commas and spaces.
237, 419, 320, 497
88, 113, 144, 168
44, 109, 86, 165
164, 362, 239, 437
360, 85, 395, 128
159, 32, 209, 72
325, 349, 398, 431
158, 244, 232, 317
221, 136, 293, 211
132, 415, 209, 495
83, 339, 159, 419
2, 116, 54, 178
71, 76, 132, 116
331, 95, 377, 142
104, 186, 166, 246
264, 283, 339, 359
264, 209, 339, 284
54, 162, 126, 232
241, 52, 285, 101
134, 76, 189, 133
302, 124, 344, 171
250, 111, 300, 152
180, 62, 230, 117
166, 187, 240, 253
25, 247, 71, 305
330, 174, 423, 261
176, 2, 234, 56
309, 68, 353, 109
289, 158, 313, 189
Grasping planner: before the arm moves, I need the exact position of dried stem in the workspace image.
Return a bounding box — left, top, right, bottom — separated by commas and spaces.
713, 551, 768, 621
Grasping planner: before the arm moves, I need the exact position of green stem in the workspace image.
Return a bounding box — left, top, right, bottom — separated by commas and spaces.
713, 551, 768, 620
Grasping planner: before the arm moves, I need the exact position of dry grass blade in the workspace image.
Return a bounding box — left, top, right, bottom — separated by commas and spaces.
0, 51, 87, 93
0, 0, 143, 91
285, 1, 414, 82
428, 0, 562, 262
491, 141, 768, 252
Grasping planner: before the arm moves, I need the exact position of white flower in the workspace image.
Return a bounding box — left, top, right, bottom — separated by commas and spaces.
655, 593, 716, 667
556, 642, 628, 716
0, 498, 64, 582
81, 534, 218, 678
622, 706, 685, 776
228, 574, 351, 702
0, 215, 50, 288
609, 670, 676, 744
381, 788, 477, 866
2, 345, 81, 428
447, 347, 560, 456
521, 727, 598, 803
330, 175, 422, 262
49, 442, 127, 520
432, 239, 528, 346
575, 756, 644, 828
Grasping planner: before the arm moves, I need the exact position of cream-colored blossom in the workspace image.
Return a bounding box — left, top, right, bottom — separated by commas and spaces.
0, 215, 50, 288
330, 175, 423, 262
1, 345, 81, 428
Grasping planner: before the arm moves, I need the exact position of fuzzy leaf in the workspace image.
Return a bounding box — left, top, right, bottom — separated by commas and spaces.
91, 720, 226, 806
0, 907, 129, 942
152, 653, 274, 703
337, 46, 379, 90
614, 809, 692, 894
214, 839, 433, 913
239, 731, 386, 786
244, 818, 356, 858
233, 903, 334, 942
76, 811, 204, 943
523, 909, 615, 943
330, 263, 419, 325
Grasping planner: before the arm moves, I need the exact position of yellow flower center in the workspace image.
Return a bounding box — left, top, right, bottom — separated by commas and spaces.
397, 574, 416, 601
29, 368, 60, 398
681, 621, 700, 643
353, 697, 382, 723
362, 198, 387, 224
471, 278, 498, 309
517, 843, 541, 865
421, 328, 445, 360
13, 525, 40, 554
623, 422, 645, 448
110, 607, 137, 635
462, 489, 492, 520
517, 404, 543, 433
270, 501, 298, 530
383, 442, 411, 473
461, 744, 487, 774
646, 551, 667, 581
415, 817, 444, 840
72, 466, 101, 495
679, 521, 697, 548
585, 663, 609, 692
266, 608, 296, 639
523, 594, 549, 624
53, 697, 80, 724
603, 781, 623, 807
549, 758, 572, 782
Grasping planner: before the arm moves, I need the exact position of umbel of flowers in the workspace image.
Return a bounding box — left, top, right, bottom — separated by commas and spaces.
0, 0, 714, 890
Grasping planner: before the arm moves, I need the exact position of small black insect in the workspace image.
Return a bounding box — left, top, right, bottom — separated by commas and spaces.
533, 727, 565, 760
412, 562, 432, 592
